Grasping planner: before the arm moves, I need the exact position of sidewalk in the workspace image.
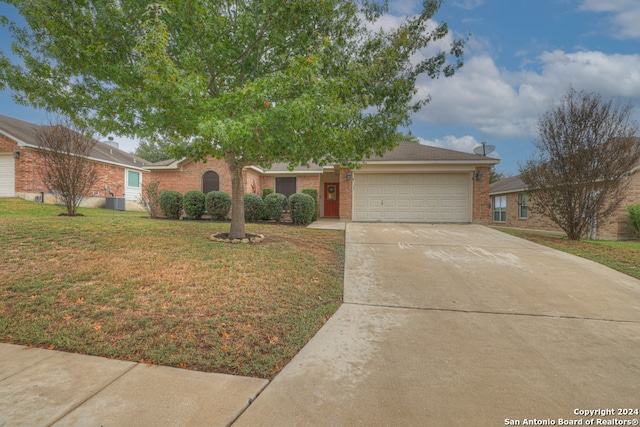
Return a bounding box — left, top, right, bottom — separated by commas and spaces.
0, 343, 267, 426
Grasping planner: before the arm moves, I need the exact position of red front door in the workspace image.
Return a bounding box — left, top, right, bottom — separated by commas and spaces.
324, 182, 339, 217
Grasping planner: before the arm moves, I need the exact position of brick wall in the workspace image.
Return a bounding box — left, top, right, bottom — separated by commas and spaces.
9, 143, 146, 209
472, 166, 491, 224
339, 168, 353, 220
491, 170, 640, 240
244, 168, 262, 194
151, 157, 232, 195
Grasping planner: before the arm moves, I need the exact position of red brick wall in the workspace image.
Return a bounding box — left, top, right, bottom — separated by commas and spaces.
0, 134, 18, 153
473, 166, 491, 224
150, 157, 232, 195
244, 168, 262, 194
14, 146, 131, 199
339, 168, 353, 220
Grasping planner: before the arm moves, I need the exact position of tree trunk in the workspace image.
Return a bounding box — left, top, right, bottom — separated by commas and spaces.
225, 151, 246, 239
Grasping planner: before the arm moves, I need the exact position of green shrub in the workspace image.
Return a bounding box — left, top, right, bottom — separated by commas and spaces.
627, 204, 640, 238
183, 190, 206, 220
288, 193, 315, 224
244, 193, 264, 222
302, 188, 319, 221
206, 191, 231, 220
261, 188, 275, 220
159, 190, 183, 219
264, 193, 289, 221
262, 188, 274, 200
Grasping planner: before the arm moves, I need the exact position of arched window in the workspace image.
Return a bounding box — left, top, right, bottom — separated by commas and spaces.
202, 171, 220, 194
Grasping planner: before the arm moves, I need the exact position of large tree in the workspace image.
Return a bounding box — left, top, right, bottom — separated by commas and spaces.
520, 88, 640, 240
0, 0, 464, 238
35, 119, 99, 216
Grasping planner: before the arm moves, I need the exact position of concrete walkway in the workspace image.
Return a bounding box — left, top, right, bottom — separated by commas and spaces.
234, 223, 640, 426
0, 344, 267, 426
2, 223, 640, 426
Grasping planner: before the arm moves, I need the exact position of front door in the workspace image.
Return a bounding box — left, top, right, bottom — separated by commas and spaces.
324, 182, 339, 217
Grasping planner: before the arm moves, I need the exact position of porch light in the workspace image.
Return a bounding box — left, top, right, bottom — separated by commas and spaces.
13, 151, 20, 159
346, 172, 352, 180
475, 171, 483, 181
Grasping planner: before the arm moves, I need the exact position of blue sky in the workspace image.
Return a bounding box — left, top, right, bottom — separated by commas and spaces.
2, 0, 640, 175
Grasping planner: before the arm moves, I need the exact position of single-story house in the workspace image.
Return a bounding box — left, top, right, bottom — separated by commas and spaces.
148, 142, 499, 223
0, 114, 151, 210
1, 114, 500, 223
489, 172, 640, 240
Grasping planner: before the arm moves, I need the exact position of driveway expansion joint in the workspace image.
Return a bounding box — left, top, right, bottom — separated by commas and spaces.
343, 301, 640, 325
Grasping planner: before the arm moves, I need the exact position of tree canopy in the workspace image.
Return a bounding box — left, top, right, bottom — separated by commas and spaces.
0, 0, 464, 237
520, 88, 640, 240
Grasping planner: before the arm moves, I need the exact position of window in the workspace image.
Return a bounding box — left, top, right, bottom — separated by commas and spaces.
127, 170, 141, 188
493, 195, 506, 222
275, 177, 297, 198
202, 171, 220, 194
518, 194, 528, 219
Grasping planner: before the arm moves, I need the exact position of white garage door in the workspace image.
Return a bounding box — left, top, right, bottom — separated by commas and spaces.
0, 154, 15, 198
353, 173, 471, 223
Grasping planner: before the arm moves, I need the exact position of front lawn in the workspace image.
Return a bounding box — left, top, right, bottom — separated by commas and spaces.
0, 199, 344, 379
495, 228, 640, 280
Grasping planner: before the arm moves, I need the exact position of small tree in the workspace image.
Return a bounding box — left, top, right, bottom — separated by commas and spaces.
138, 179, 162, 218
35, 119, 98, 216
520, 88, 640, 240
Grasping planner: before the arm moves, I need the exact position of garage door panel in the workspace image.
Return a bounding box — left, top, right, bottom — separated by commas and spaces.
354, 173, 470, 223
0, 155, 16, 198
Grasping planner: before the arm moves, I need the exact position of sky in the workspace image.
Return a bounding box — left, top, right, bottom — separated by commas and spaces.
1, 0, 639, 176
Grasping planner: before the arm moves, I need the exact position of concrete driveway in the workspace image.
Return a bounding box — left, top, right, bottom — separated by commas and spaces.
235, 223, 640, 426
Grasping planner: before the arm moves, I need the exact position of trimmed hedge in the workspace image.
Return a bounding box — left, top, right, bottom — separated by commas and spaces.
264, 193, 289, 221
159, 190, 183, 220
262, 188, 274, 200
244, 193, 264, 222
183, 190, 206, 220
628, 204, 640, 238
301, 188, 318, 221
206, 191, 231, 221
261, 188, 275, 220
288, 193, 315, 224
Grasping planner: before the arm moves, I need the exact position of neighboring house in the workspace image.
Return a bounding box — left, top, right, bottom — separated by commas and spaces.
489, 172, 640, 240
149, 141, 499, 223
0, 115, 150, 210
1, 114, 499, 223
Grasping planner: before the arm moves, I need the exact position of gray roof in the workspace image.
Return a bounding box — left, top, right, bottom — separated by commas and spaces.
489, 175, 526, 194
366, 141, 498, 162
0, 115, 149, 169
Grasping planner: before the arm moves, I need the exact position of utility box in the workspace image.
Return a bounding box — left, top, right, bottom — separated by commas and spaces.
106, 197, 125, 211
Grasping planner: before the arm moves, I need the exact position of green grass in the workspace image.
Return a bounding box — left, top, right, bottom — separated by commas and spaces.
495, 228, 640, 280
0, 199, 344, 378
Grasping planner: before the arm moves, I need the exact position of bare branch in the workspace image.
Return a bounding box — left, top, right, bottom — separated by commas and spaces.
36, 118, 99, 216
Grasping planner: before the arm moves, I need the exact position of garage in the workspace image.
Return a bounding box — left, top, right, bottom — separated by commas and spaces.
353, 173, 471, 223
0, 154, 15, 198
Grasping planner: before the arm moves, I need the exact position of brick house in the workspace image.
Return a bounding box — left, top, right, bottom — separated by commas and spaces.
0, 114, 151, 210
1, 114, 499, 223
489, 172, 640, 240
148, 141, 498, 223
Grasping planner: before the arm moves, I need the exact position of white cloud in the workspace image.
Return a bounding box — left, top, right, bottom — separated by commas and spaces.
452, 0, 484, 10
579, 0, 640, 39
417, 135, 500, 158
412, 49, 640, 142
